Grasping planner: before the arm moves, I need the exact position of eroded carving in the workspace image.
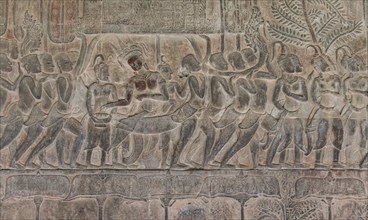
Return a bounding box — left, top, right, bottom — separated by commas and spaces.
0, 1, 365, 170
0, 0, 367, 219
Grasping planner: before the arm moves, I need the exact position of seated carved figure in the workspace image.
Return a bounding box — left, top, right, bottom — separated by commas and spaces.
102, 45, 181, 167
105, 45, 170, 115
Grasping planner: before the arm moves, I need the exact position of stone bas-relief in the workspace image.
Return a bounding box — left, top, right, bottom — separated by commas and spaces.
0, 170, 367, 220
0, 0, 367, 219
0, 0, 367, 170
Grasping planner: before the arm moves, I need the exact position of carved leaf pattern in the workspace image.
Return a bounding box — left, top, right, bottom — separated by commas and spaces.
285, 0, 304, 15
308, 8, 323, 22
268, 24, 310, 46
321, 21, 363, 51
269, 0, 363, 52
308, 0, 348, 21
313, 12, 338, 36
271, 2, 307, 33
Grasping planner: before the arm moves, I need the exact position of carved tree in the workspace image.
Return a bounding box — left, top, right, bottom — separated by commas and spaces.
268, 0, 363, 53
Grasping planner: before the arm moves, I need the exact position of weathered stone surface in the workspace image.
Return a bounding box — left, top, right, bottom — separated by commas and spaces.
0, 199, 36, 220
104, 198, 164, 220
40, 198, 99, 220
169, 197, 241, 220
0, 0, 367, 219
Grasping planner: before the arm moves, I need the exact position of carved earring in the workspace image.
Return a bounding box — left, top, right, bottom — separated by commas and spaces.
24, 64, 30, 74
57, 64, 62, 74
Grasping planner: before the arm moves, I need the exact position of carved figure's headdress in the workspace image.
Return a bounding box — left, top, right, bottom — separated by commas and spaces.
20, 11, 42, 55
117, 44, 147, 68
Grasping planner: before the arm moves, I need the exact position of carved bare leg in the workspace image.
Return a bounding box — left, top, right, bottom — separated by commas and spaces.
315, 119, 328, 166
123, 134, 144, 166
332, 118, 343, 166
221, 123, 258, 167
267, 132, 283, 167
11, 123, 43, 167
200, 118, 216, 166
171, 118, 197, 167
294, 119, 305, 166
278, 123, 292, 166
100, 125, 111, 166
160, 132, 171, 168
64, 118, 85, 168
55, 131, 66, 167
209, 123, 237, 164
0, 119, 23, 150
25, 120, 63, 166
86, 120, 100, 166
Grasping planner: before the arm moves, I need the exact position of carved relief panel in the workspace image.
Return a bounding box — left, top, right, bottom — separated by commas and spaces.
0, 0, 367, 219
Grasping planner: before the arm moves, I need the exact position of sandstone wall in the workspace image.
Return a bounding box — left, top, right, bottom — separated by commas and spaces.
0, 0, 367, 219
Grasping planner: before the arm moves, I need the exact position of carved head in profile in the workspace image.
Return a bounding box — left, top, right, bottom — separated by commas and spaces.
278, 54, 303, 73
94, 54, 109, 82
312, 56, 330, 73
158, 55, 173, 80
21, 54, 41, 74
337, 46, 366, 73
181, 54, 201, 76
0, 53, 12, 72
118, 45, 146, 72
228, 51, 245, 70
307, 45, 332, 73
40, 53, 55, 73
343, 57, 366, 72
55, 53, 73, 73
210, 52, 228, 71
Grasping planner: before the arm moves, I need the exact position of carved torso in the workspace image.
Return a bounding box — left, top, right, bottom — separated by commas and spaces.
131, 71, 162, 98
316, 74, 342, 109
346, 75, 368, 111
91, 83, 116, 115
18, 76, 42, 116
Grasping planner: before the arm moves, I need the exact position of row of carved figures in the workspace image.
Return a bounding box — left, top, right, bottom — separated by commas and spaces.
0, 32, 367, 169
